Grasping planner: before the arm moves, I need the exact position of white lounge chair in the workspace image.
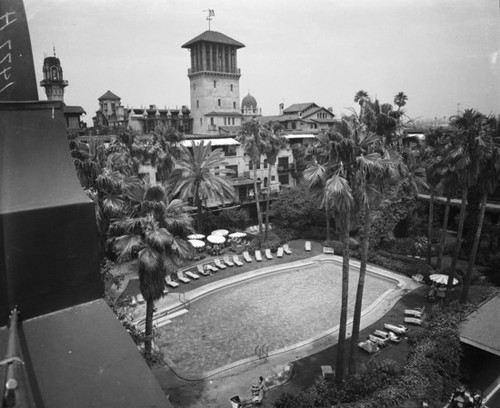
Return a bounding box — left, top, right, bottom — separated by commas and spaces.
136, 293, 145, 304
305, 241, 311, 252
384, 323, 409, 335
265, 249, 273, 260
185, 270, 200, 280
323, 246, 334, 254
374, 329, 400, 343
177, 271, 190, 284
404, 317, 423, 325
129, 296, 137, 306
358, 340, 379, 355
277, 247, 284, 258
243, 251, 252, 262
214, 258, 227, 269
165, 276, 179, 288
412, 274, 424, 283
197, 264, 210, 276
368, 334, 389, 348
283, 244, 292, 255
206, 263, 218, 273
404, 307, 424, 318
223, 255, 235, 267
233, 255, 243, 266
255, 250, 263, 261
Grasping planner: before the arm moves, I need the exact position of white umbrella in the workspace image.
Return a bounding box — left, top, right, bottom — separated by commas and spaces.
430, 274, 459, 285
187, 233, 205, 240
207, 234, 226, 244
228, 232, 247, 239
188, 239, 205, 248
212, 229, 229, 236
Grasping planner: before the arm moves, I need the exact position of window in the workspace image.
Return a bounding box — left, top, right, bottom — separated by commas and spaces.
200, 118, 202, 126
197, 100, 199, 108
224, 117, 227, 125
256, 160, 261, 170
249, 160, 253, 170
226, 165, 238, 178
230, 84, 233, 92
271, 175, 276, 181
218, 99, 221, 107
210, 117, 214, 125
232, 117, 235, 125
264, 159, 268, 169
214, 80, 217, 88
279, 174, 289, 185
193, 83, 196, 91
233, 101, 236, 109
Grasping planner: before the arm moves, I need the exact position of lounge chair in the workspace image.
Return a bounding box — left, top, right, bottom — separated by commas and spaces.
305, 241, 311, 252
404, 317, 423, 325
206, 264, 218, 273
412, 274, 424, 283
404, 307, 424, 317
223, 255, 235, 267
368, 334, 390, 348
136, 293, 145, 304
255, 250, 263, 261
384, 323, 409, 335
185, 270, 200, 280
265, 249, 273, 260
243, 251, 252, 262
374, 329, 400, 343
197, 264, 211, 276
277, 247, 284, 258
177, 271, 190, 284
283, 244, 292, 255
165, 276, 179, 288
323, 246, 334, 254
358, 340, 379, 355
214, 258, 227, 269
233, 255, 243, 266
129, 296, 137, 306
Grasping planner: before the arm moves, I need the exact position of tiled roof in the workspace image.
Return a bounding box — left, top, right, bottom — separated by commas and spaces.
98, 90, 121, 101
283, 102, 317, 114
182, 30, 245, 49
64, 105, 86, 114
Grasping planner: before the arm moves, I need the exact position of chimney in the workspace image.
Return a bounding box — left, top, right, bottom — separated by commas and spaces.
279, 103, 284, 115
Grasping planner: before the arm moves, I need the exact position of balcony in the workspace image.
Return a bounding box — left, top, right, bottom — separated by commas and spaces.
277, 163, 295, 173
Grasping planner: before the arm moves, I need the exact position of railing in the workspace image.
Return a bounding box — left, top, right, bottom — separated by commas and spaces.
277, 163, 295, 172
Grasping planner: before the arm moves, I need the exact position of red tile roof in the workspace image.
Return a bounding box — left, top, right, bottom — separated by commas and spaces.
182, 30, 245, 49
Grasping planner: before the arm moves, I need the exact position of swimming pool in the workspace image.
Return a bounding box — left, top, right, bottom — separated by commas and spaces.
156, 258, 397, 377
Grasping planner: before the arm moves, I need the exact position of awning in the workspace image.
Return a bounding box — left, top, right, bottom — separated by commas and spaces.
181, 138, 240, 147
284, 134, 317, 139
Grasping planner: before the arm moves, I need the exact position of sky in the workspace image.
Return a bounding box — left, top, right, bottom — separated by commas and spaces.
24, 0, 500, 126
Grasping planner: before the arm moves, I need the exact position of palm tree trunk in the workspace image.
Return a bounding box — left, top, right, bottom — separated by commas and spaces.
253, 166, 263, 241
144, 298, 154, 356
325, 207, 331, 242
460, 192, 487, 304
437, 196, 451, 271
264, 164, 273, 241
426, 186, 435, 265
195, 185, 203, 233
445, 186, 468, 303
335, 212, 350, 386
349, 203, 370, 375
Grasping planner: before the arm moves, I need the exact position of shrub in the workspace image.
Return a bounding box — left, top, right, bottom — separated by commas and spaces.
484, 252, 500, 286
217, 208, 249, 230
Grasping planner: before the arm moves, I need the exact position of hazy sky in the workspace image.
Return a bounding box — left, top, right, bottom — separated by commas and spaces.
25, 0, 499, 126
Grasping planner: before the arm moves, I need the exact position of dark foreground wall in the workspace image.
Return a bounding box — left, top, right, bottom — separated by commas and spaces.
0, 101, 102, 326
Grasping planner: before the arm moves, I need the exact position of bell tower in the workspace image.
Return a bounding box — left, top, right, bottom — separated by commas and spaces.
182, 30, 245, 135
40, 48, 68, 102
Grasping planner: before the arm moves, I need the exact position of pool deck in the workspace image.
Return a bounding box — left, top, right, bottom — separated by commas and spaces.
142, 254, 420, 408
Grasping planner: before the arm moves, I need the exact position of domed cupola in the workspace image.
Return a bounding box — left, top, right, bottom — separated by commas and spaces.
242, 93, 257, 110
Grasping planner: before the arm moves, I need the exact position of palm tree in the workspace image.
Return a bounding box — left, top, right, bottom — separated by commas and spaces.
443, 109, 486, 301
263, 124, 286, 240
169, 141, 235, 233
354, 90, 369, 119
237, 120, 269, 240
394, 91, 408, 111
111, 186, 193, 356
460, 118, 499, 303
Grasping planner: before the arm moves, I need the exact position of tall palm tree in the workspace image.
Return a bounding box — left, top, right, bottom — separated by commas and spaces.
460, 118, 499, 303
237, 120, 269, 240
169, 141, 235, 233
354, 90, 369, 119
111, 186, 193, 356
394, 91, 408, 111
443, 109, 486, 301
263, 124, 286, 240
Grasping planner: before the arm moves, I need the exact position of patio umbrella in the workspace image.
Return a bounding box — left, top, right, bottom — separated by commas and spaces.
207, 234, 226, 244
187, 233, 205, 240
430, 274, 459, 286
188, 239, 205, 249
212, 229, 229, 236
228, 232, 247, 239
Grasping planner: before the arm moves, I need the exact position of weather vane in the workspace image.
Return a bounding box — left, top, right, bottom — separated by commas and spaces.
204, 9, 215, 30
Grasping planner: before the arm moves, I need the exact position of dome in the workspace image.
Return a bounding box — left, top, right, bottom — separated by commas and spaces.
242, 93, 257, 109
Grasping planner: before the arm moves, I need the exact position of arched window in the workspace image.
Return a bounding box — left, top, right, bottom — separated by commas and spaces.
50, 66, 58, 80
264, 177, 268, 187
264, 159, 268, 169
